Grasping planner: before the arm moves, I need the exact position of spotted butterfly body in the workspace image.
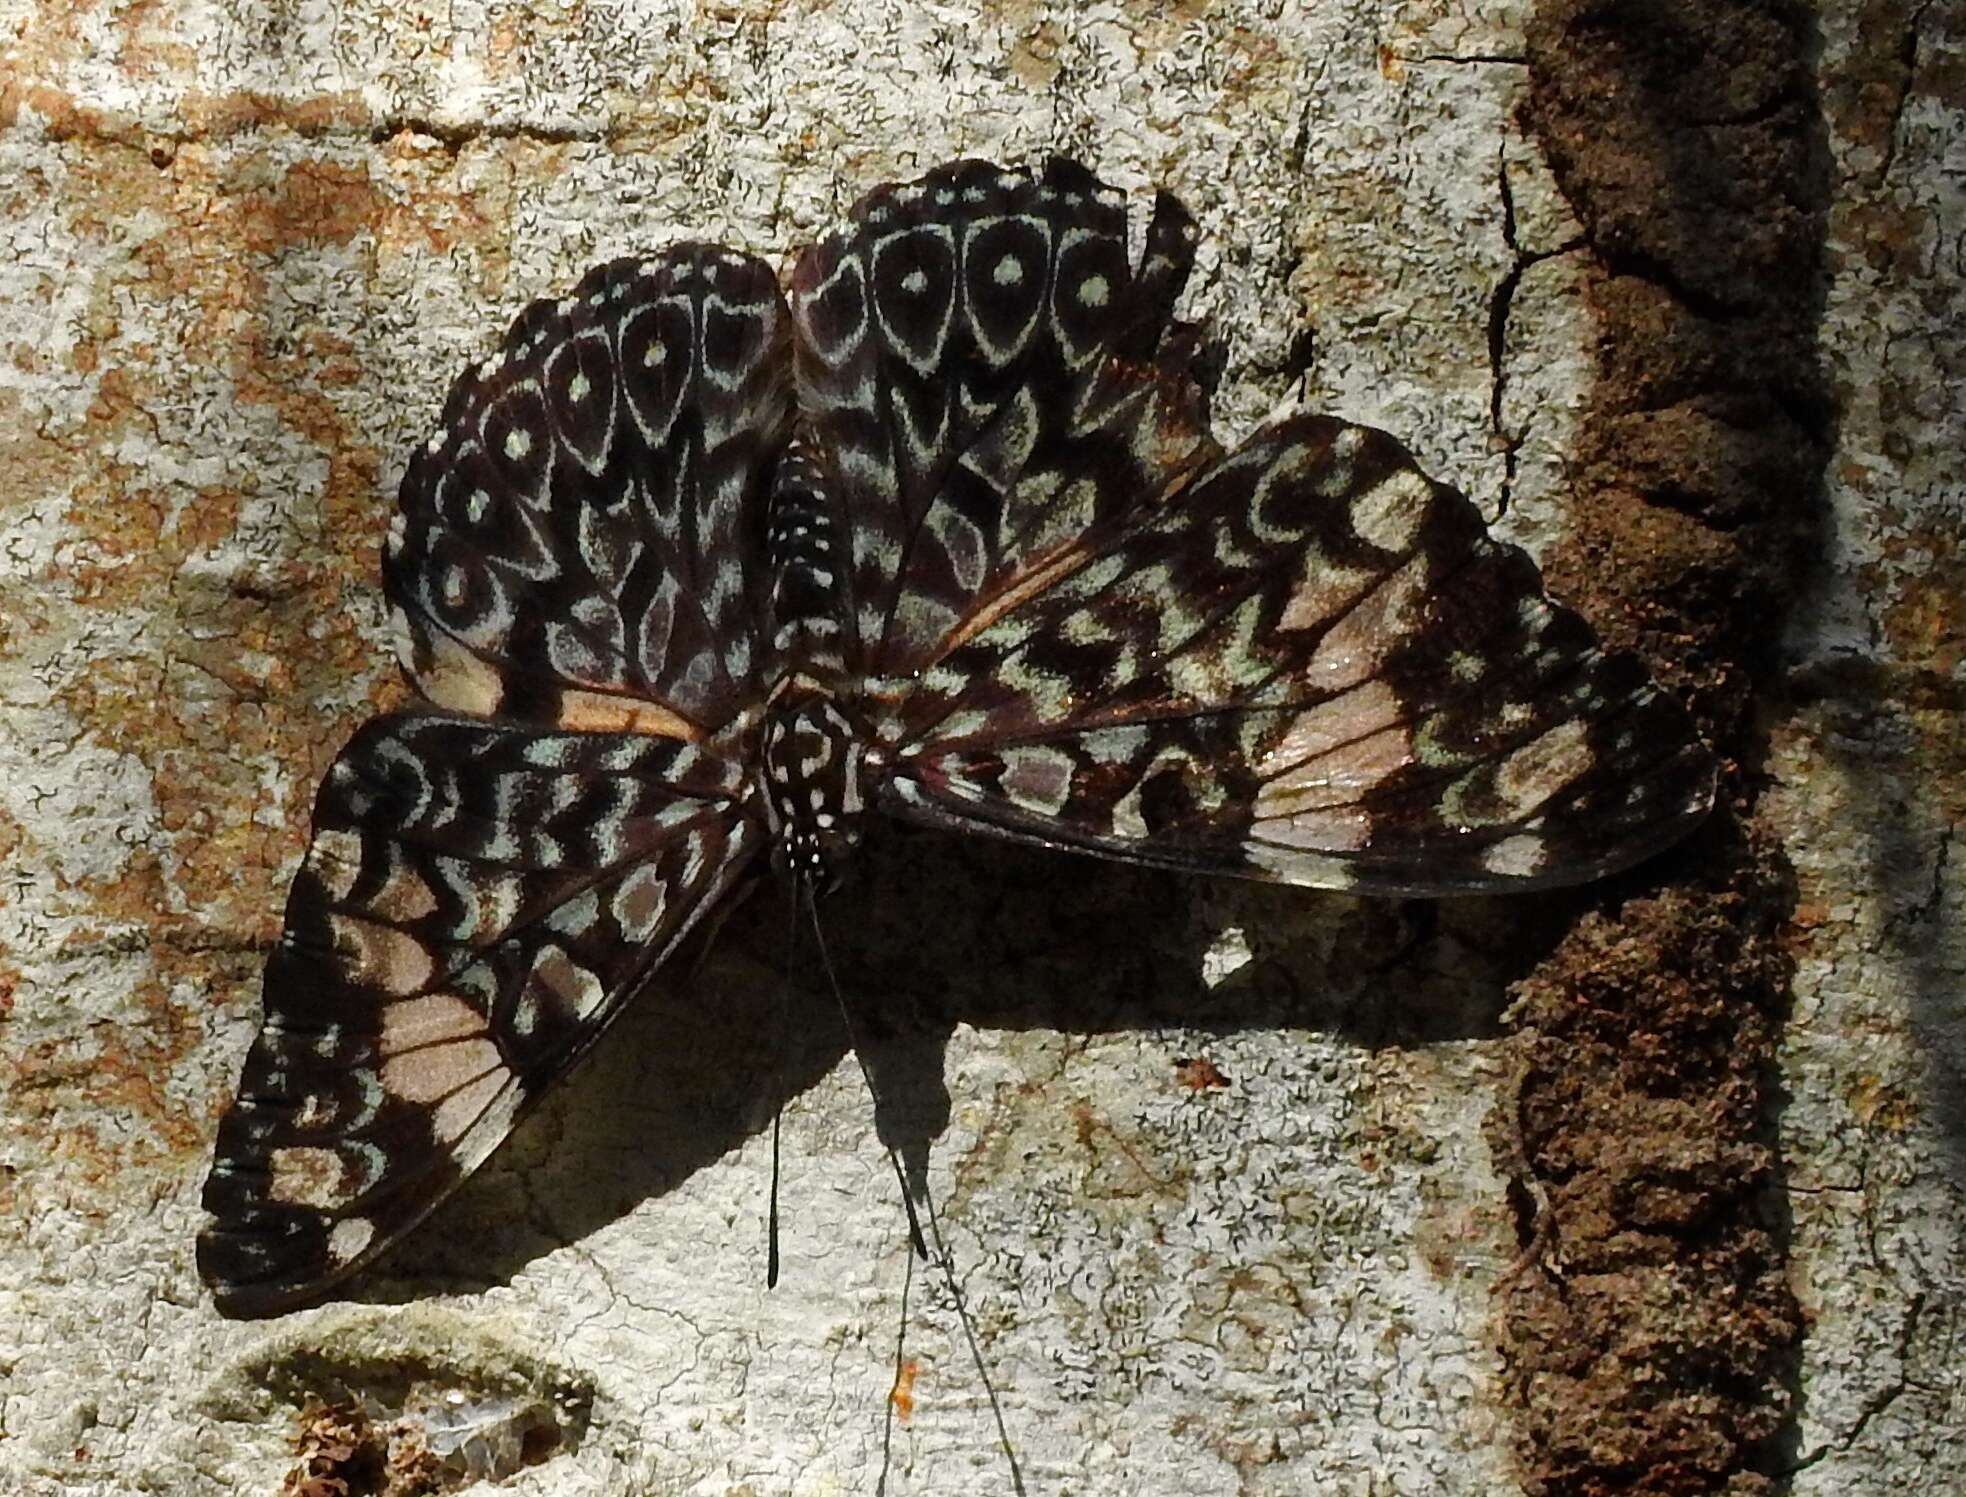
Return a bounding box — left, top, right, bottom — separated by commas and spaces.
200, 157, 1714, 1315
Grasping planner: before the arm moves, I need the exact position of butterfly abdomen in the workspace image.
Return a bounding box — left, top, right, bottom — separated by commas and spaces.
765, 445, 848, 669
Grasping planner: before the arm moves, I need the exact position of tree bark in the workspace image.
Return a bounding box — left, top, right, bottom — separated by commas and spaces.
0, 1, 1958, 1492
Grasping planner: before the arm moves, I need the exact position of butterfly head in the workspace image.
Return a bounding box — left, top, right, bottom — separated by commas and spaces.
759, 687, 872, 891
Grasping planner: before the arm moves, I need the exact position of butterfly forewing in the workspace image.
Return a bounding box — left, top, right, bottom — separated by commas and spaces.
203, 245, 788, 1315
789, 156, 1220, 685
386, 246, 792, 735
199, 715, 762, 1313
880, 413, 1715, 893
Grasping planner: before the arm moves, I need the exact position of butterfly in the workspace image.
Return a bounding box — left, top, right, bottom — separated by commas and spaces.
199, 155, 1715, 1316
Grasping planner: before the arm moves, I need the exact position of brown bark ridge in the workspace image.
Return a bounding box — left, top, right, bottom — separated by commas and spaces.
1493, 1, 1832, 1492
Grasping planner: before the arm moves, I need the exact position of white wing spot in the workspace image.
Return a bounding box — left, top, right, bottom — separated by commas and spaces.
993, 254, 1024, 286
610, 863, 669, 944
380, 1037, 504, 1105
567, 372, 591, 402
329, 914, 435, 996
530, 943, 606, 1021
902, 268, 928, 295
504, 427, 533, 461
309, 828, 365, 903
1495, 719, 1593, 814
378, 991, 484, 1058
431, 1068, 507, 1145
1077, 273, 1110, 308
1349, 468, 1432, 552
998, 745, 1078, 816
329, 1217, 376, 1264
267, 1147, 345, 1209
1480, 835, 1547, 878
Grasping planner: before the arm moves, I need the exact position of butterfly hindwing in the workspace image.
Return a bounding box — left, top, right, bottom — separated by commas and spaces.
789, 157, 1220, 683
882, 414, 1714, 894
199, 713, 763, 1314
386, 246, 792, 733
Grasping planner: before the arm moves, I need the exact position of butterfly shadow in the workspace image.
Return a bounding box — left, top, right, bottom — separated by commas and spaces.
374, 821, 1565, 1303
838, 822, 1578, 1199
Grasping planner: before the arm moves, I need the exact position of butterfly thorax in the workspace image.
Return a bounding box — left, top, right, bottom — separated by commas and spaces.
758, 679, 875, 884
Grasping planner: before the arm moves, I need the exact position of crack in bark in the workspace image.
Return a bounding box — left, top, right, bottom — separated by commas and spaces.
1411, 52, 1531, 66
1877, 0, 1937, 184
1780, 1292, 1927, 1473
1485, 149, 1587, 520
368, 116, 627, 151
18, 100, 644, 156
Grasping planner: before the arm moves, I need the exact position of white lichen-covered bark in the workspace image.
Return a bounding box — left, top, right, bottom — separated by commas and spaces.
1764, 0, 1966, 1483
0, 1, 1958, 1493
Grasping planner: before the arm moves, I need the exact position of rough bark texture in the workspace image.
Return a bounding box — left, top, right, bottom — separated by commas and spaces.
1489, 3, 1825, 1492
0, 2, 1960, 1494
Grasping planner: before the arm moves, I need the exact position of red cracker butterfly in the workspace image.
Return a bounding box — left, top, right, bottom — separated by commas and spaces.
200, 156, 1713, 1315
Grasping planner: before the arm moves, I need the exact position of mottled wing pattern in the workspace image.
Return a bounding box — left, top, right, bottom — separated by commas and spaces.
205, 155, 1718, 1317
387, 246, 791, 735
788, 156, 1218, 686
204, 244, 790, 1313
882, 415, 1714, 893
199, 714, 762, 1314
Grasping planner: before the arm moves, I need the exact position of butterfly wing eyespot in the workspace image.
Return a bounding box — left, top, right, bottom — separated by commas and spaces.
386, 246, 793, 736
787, 157, 1221, 684
199, 713, 763, 1315
879, 410, 1715, 895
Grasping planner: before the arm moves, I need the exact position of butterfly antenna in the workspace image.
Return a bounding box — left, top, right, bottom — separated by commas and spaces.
800, 883, 928, 1263
766, 872, 801, 1290
802, 887, 1025, 1494
921, 1181, 1028, 1496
